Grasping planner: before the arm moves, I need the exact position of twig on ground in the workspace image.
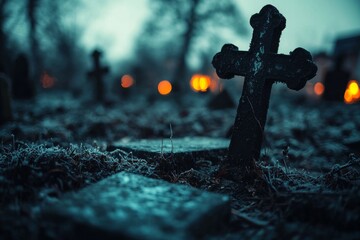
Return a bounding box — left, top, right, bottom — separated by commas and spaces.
328, 156, 360, 176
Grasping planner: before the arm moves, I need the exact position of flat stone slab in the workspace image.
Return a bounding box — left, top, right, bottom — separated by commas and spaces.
108, 137, 229, 169
42, 172, 231, 240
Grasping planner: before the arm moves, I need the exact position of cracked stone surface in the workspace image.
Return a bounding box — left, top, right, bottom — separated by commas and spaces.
42, 172, 231, 240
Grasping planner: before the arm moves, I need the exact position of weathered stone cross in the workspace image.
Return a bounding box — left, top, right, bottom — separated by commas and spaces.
212, 5, 317, 170
88, 49, 109, 101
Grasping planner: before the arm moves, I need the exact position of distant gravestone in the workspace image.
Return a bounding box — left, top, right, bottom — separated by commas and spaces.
323, 56, 350, 101
42, 172, 230, 239
12, 53, 35, 99
212, 5, 317, 171
0, 73, 12, 125
88, 49, 109, 101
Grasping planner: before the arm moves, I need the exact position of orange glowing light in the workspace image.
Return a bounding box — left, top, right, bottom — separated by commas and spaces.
158, 80, 172, 95
41, 72, 55, 88
344, 89, 353, 103
190, 74, 211, 92
349, 81, 359, 95
314, 82, 325, 96
344, 80, 360, 104
121, 74, 134, 88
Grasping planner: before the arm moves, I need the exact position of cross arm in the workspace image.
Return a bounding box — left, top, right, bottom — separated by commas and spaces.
87, 67, 110, 78
266, 48, 317, 90
212, 44, 248, 79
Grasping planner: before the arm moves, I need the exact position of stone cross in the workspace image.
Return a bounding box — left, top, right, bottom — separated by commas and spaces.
212, 5, 317, 170
88, 49, 109, 101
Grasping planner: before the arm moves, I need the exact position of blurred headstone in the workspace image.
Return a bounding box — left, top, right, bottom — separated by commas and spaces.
11, 53, 35, 99
323, 56, 350, 101
212, 5, 317, 171
0, 73, 12, 124
88, 49, 109, 102
208, 89, 235, 109
42, 172, 230, 239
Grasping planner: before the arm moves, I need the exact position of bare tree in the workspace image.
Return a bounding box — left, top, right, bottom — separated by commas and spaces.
0, 0, 9, 73
136, 0, 247, 91
26, 0, 41, 79
37, 0, 86, 89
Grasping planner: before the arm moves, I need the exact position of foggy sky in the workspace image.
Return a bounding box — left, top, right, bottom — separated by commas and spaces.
78, 0, 360, 63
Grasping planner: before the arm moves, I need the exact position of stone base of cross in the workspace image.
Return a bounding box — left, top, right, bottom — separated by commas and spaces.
212, 5, 317, 171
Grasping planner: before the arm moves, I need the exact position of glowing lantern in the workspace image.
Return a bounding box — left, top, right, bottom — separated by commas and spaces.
349, 81, 359, 95
313, 82, 324, 96
190, 74, 211, 92
344, 80, 360, 104
41, 72, 55, 89
121, 74, 134, 88
158, 80, 172, 95
344, 89, 353, 103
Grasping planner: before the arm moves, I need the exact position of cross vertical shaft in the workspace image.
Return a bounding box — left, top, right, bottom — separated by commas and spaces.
229, 5, 285, 169
212, 5, 317, 170
88, 50, 109, 102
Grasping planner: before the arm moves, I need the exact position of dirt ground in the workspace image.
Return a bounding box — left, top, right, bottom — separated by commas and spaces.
1, 90, 359, 239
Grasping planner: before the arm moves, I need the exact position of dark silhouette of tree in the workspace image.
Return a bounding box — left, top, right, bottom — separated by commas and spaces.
0, 0, 85, 91
136, 0, 247, 92
37, 0, 86, 89
27, 0, 41, 79
0, 0, 9, 73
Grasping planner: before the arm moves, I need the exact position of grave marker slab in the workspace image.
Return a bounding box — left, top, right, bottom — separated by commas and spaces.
212, 5, 317, 170
42, 172, 230, 240
323, 56, 350, 101
88, 49, 109, 101
12, 53, 35, 99
108, 137, 229, 170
